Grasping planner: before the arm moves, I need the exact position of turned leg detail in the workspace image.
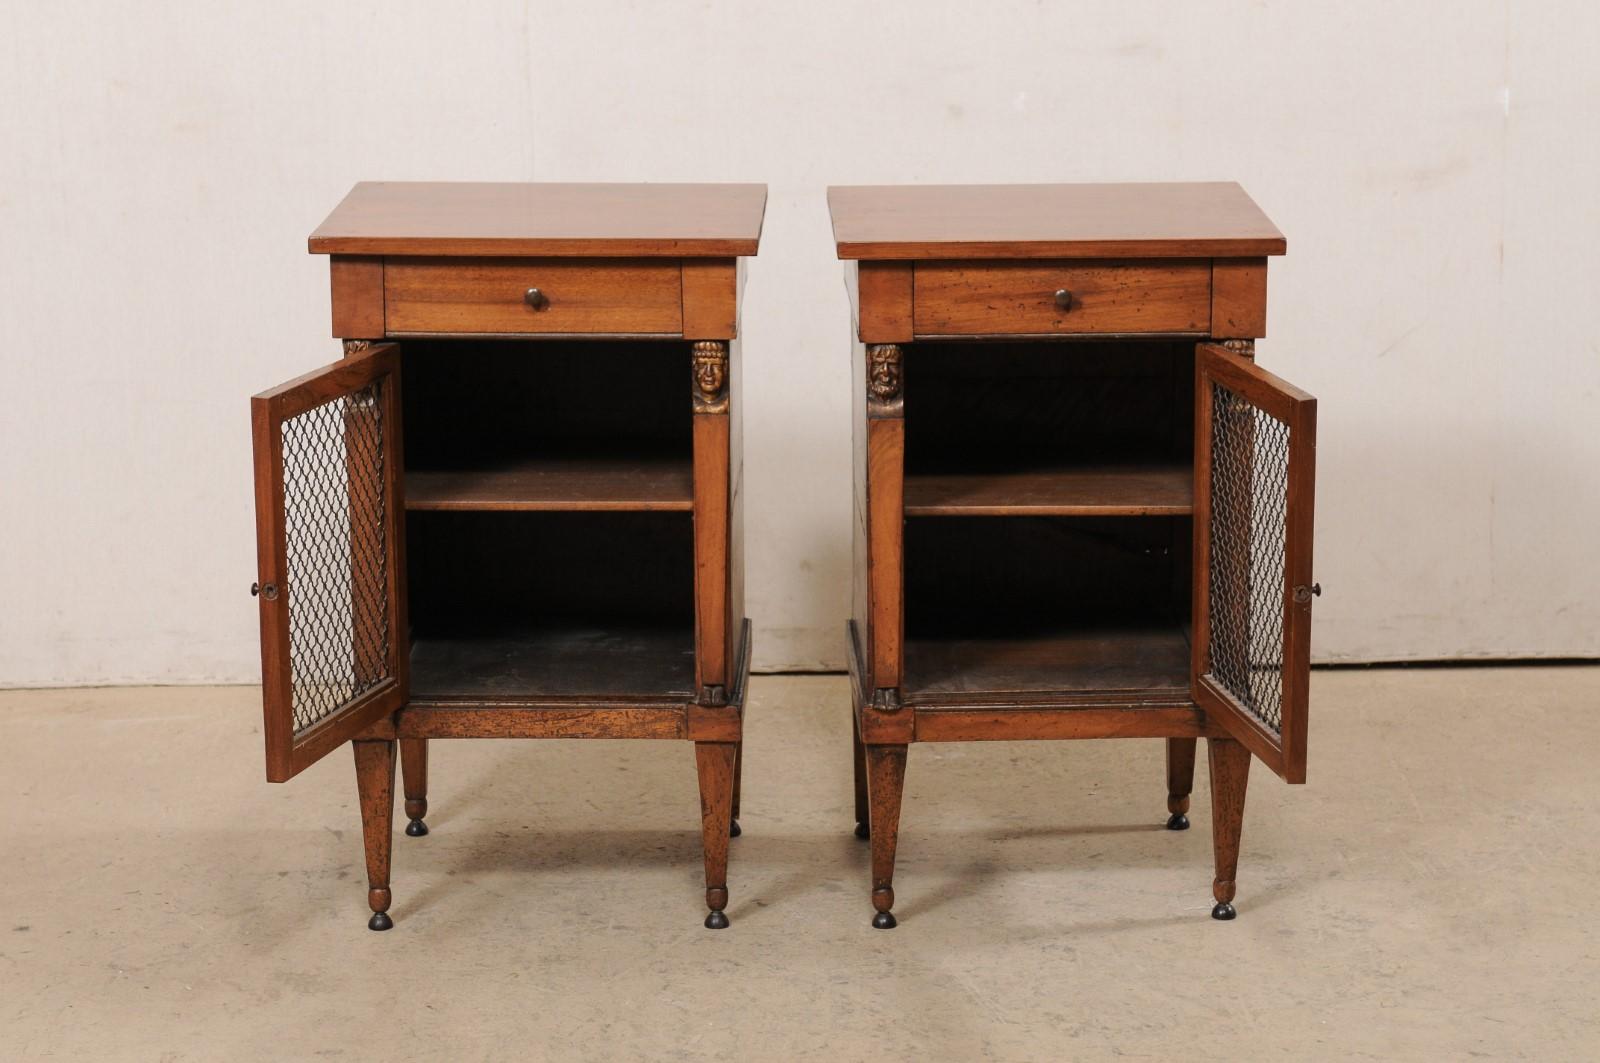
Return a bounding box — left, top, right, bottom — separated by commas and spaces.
400, 738, 429, 837
729, 740, 743, 838
1166, 737, 1196, 830
852, 712, 870, 839
353, 739, 397, 931
1207, 737, 1251, 920
865, 743, 908, 929
695, 741, 738, 929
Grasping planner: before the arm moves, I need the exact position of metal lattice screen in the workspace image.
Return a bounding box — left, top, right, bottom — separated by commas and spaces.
1207, 381, 1291, 734
280, 384, 390, 735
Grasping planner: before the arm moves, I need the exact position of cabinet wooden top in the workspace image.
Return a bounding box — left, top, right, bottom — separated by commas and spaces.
309, 182, 768, 257
827, 182, 1284, 260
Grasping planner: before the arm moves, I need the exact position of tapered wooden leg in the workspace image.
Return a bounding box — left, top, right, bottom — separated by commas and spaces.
353, 739, 397, 931
865, 743, 907, 929
729, 741, 743, 838
695, 741, 738, 929
852, 712, 870, 839
400, 738, 429, 837
1166, 737, 1196, 830
1207, 737, 1251, 920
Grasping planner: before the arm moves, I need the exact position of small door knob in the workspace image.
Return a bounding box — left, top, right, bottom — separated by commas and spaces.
1054, 289, 1072, 311
524, 287, 547, 310
251, 582, 278, 601
1293, 583, 1321, 604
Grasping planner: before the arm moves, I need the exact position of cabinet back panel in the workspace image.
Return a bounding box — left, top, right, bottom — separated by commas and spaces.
904, 340, 1194, 473
905, 515, 1192, 635
400, 339, 692, 468
406, 511, 694, 632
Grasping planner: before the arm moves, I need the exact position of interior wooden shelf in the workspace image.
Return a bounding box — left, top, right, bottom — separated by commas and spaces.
904, 463, 1191, 517
406, 455, 692, 512
410, 624, 696, 701
903, 626, 1191, 700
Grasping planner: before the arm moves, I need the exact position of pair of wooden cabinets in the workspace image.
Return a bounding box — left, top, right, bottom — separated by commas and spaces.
249, 182, 1317, 933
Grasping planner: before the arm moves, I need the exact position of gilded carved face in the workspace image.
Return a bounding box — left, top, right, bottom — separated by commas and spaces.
693, 351, 725, 398
868, 347, 901, 402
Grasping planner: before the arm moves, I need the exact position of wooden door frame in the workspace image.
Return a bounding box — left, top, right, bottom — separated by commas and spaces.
1190, 342, 1317, 782
252, 343, 409, 782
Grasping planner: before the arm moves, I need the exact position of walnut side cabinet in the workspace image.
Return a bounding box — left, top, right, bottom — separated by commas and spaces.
249, 182, 766, 930
829, 183, 1319, 928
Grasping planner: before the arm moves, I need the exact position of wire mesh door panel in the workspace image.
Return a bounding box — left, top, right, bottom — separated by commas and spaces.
252, 344, 407, 782
1192, 344, 1316, 782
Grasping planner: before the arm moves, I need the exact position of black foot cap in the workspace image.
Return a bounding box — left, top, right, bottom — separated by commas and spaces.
1212, 902, 1237, 921
1166, 813, 1190, 831
704, 910, 730, 930
872, 911, 897, 930
729, 819, 741, 838
406, 818, 429, 837
855, 821, 870, 840
368, 912, 393, 932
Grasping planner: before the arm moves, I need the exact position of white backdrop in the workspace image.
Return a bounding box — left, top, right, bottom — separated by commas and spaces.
2, 1, 1597, 685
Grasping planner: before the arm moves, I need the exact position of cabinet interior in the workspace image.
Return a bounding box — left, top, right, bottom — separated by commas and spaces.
905, 339, 1194, 498
902, 340, 1196, 698
401, 339, 694, 511
399, 340, 697, 701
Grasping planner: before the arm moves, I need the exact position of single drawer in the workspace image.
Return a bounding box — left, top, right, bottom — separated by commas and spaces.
384, 258, 683, 335
913, 260, 1211, 336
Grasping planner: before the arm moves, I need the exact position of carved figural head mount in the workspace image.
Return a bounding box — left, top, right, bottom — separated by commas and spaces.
692, 341, 729, 413
866, 344, 903, 413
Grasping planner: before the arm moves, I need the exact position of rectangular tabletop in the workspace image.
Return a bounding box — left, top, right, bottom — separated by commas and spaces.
828, 182, 1284, 260
310, 182, 768, 257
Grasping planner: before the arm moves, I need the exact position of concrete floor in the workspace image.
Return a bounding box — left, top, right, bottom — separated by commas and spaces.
4, 669, 1598, 1060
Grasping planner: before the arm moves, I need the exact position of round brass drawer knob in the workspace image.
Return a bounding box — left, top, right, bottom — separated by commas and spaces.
524, 287, 547, 310
1054, 289, 1073, 311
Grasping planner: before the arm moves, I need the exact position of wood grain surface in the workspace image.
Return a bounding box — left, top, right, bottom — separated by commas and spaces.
829, 182, 1284, 260
913, 260, 1211, 335
311, 182, 767, 257
384, 257, 682, 335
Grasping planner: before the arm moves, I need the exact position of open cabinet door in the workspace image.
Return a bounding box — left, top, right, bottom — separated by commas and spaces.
252, 343, 408, 782
1192, 343, 1317, 783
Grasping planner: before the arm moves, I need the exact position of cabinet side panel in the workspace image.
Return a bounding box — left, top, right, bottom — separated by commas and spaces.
728, 332, 745, 655
851, 334, 872, 676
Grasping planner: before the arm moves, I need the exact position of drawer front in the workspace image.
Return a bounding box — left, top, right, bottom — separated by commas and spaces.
384, 258, 683, 335
913, 260, 1211, 336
